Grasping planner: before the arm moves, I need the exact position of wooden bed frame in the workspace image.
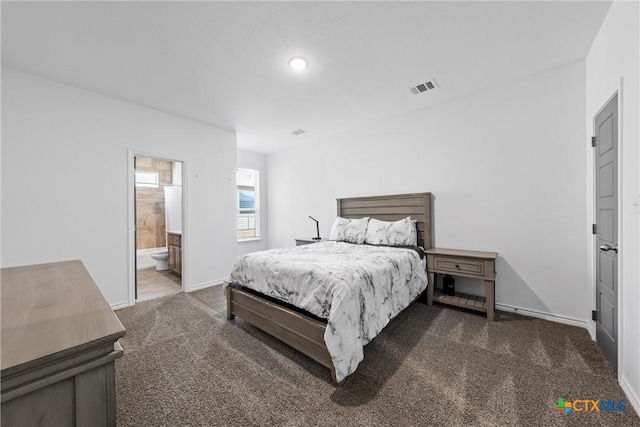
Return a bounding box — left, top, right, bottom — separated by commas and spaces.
226, 192, 433, 384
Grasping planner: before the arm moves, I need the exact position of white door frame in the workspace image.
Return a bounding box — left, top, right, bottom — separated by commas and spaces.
127, 149, 188, 306
590, 85, 623, 371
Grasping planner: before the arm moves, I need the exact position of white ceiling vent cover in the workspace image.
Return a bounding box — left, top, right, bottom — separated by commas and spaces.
290, 128, 308, 136
409, 79, 438, 95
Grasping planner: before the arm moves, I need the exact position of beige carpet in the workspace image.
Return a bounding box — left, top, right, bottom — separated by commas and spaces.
115, 285, 639, 426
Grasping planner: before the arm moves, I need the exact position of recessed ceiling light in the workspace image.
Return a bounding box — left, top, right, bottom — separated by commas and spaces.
288, 57, 308, 71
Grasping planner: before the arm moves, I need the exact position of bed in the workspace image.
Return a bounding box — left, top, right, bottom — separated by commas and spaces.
225, 192, 433, 384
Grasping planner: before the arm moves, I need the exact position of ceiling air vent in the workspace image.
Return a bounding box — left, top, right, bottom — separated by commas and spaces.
409, 79, 438, 95
290, 128, 308, 136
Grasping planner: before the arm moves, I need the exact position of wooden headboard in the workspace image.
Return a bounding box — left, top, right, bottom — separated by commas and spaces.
336, 192, 433, 249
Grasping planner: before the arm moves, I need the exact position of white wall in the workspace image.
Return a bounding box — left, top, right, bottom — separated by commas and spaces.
268, 61, 589, 324
586, 0, 640, 413
237, 149, 268, 257
1, 68, 238, 307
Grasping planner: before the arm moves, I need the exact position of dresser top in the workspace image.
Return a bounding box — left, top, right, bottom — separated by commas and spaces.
1, 260, 126, 372
425, 247, 498, 260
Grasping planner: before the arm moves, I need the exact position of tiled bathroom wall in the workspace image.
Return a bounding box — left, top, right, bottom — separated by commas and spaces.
136, 157, 173, 249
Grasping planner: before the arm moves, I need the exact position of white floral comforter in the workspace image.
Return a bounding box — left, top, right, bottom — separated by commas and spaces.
226, 241, 427, 382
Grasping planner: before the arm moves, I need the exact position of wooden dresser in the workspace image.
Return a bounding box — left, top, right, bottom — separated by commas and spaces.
1, 260, 126, 426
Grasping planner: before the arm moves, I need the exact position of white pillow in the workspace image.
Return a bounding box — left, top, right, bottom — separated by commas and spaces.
365, 217, 417, 246
329, 217, 369, 244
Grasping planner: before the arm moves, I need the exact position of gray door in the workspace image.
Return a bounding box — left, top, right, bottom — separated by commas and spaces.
594, 93, 618, 372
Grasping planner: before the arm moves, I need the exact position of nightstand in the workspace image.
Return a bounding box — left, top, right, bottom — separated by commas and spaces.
425, 248, 498, 321
294, 238, 325, 246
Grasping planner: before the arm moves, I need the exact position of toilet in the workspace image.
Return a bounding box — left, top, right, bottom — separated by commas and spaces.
150, 248, 169, 271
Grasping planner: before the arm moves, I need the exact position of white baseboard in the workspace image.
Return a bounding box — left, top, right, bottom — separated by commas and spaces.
111, 279, 225, 309
586, 319, 596, 340
110, 300, 131, 311
620, 374, 640, 417
495, 303, 590, 331
186, 278, 225, 292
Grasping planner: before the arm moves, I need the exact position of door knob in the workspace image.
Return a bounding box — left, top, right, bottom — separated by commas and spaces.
600, 244, 618, 253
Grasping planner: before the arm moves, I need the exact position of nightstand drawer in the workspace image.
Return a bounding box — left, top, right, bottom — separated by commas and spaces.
433, 256, 484, 276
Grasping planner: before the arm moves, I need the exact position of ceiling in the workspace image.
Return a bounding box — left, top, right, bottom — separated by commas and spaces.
1, 1, 612, 154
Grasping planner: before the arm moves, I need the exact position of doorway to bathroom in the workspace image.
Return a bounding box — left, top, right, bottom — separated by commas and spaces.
133, 155, 184, 302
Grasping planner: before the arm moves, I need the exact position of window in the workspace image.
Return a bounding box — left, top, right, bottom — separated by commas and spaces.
237, 168, 259, 240
135, 171, 159, 188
